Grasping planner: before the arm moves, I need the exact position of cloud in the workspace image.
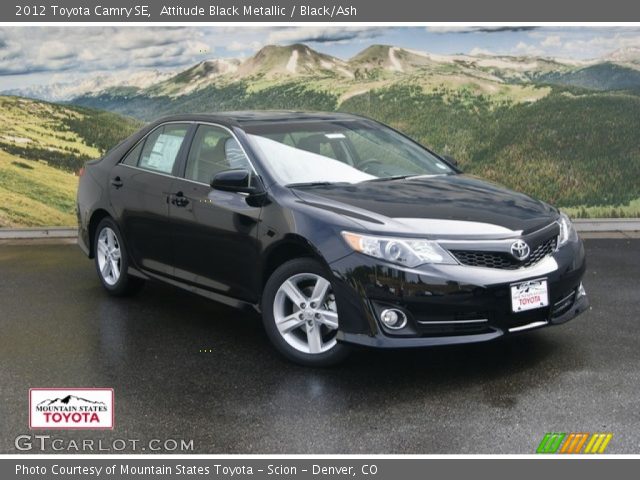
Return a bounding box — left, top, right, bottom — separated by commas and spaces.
0, 27, 212, 76
514, 41, 545, 56
477, 27, 538, 33
540, 35, 562, 47
110, 28, 208, 51
227, 40, 262, 52
267, 27, 387, 45
469, 47, 496, 56
38, 41, 76, 61
526, 28, 640, 58
561, 33, 640, 56
426, 26, 538, 34
461, 30, 640, 59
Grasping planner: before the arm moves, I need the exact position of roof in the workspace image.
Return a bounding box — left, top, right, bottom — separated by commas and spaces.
148, 111, 363, 128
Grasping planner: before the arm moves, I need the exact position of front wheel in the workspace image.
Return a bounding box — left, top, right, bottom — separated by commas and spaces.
261, 258, 350, 367
94, 217, 144, 296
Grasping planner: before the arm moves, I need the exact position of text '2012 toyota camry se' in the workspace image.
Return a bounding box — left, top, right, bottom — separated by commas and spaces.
77, 111, 589, 366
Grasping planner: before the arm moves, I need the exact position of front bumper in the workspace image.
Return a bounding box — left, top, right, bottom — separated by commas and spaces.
330, 239, 588, 348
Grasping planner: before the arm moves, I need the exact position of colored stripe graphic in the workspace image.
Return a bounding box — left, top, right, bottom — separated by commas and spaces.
560, 433, 575, 453
537, 433, 613, 453
584, 433, 613, 453
571, 433, 589, 453
537, 433, 566, 453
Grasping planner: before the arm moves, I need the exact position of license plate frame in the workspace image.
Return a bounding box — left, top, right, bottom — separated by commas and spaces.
510, 278, 549, 313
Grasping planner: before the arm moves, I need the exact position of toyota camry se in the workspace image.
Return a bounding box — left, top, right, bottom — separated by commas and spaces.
77, 112, 588, 366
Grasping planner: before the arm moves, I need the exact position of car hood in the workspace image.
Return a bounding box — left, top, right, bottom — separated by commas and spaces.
290, 174, 557, 238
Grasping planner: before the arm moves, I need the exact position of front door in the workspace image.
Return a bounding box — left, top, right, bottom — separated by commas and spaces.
168, 124, 262, 302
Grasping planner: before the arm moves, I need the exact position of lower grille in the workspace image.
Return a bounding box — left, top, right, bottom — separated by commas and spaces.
417, 321, 492, 336
452, 237, 557, 270
552, 290, 576, 318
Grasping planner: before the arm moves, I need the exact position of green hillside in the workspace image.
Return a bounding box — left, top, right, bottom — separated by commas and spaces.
537, 63, 640, 91
0, 149, 78, 226
340, 86, 640, 214
0, 96, 141, 227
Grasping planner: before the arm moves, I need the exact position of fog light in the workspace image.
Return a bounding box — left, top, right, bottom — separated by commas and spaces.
577, 283, 587, 298
380, 308, 407, 329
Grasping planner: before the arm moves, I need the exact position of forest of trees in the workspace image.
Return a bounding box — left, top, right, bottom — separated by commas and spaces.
340, 85, 640, 208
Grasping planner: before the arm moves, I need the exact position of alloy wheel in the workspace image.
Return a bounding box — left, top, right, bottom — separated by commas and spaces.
273, 273, 339, 354
96, 227, 122, 286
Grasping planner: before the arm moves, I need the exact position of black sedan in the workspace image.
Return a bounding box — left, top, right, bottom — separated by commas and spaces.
77, 112, 588, 366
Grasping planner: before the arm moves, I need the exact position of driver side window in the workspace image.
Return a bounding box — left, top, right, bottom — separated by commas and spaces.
185, 125, 250, 184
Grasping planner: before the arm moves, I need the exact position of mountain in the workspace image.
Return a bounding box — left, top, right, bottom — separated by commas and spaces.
349, 45, 438, 74
67, 43, 640, 110
0, 95, 141, 227
13, 43, 640, 105
537, 62, 640, 90
3, 69, 176, 102
61, 44, 640, 109
235, 44, 352, 79
38, 395, 106, 406
148, 59, 241, 96
605, 46, 640, 66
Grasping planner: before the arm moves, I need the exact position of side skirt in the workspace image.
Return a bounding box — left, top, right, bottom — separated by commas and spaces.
127, 266, 260, 314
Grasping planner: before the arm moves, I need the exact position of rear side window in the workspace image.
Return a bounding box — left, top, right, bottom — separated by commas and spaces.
138, 124, 189, 174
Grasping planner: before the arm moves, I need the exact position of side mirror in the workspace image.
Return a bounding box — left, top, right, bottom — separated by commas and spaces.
442, 155, 458, 167
210, 169, 263, 194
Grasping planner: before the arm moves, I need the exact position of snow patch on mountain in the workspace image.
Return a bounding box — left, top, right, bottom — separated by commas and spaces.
606, 46, 640, 64
388, 47, 403, 72
286, 50, 299, 73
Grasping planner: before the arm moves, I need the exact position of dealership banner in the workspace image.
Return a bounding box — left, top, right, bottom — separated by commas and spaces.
3, 459, 639, 479
4, 0, 640, 22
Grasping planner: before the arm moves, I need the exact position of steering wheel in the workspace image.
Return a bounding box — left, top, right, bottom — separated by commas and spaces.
358, 158, 383, 173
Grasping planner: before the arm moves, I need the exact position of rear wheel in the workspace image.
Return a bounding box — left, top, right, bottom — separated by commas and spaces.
94, 217, 144, 296
262, 258, 349, 366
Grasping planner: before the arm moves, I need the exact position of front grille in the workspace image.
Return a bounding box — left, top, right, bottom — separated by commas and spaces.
451, 237, 557, 270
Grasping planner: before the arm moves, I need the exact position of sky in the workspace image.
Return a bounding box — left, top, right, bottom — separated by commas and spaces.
1, 26, 640, 90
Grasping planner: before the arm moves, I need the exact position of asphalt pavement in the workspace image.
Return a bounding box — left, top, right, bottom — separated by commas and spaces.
0, 239, 639, 454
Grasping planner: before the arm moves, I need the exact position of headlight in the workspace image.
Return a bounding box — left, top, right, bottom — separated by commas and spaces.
557, 212, 577, 247
341, 231, 457, 267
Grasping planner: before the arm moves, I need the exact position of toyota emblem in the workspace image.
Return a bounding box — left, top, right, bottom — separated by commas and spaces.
510, 240, 530, 261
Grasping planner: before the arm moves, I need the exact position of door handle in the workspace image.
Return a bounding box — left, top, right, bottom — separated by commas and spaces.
171, 191, 190, 207
111, 176, 123, 188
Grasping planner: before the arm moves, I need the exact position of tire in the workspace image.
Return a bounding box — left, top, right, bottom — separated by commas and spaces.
93, 217, 145, 296
261, 258, 350, 367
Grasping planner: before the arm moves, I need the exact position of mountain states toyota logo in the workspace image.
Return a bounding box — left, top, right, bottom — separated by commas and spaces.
29, 388, 114, 430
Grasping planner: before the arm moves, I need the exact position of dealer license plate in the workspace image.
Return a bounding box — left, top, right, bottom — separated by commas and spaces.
511, 279, 549, 313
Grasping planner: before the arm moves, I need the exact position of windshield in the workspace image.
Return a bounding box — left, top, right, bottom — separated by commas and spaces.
243, 119, 454, 186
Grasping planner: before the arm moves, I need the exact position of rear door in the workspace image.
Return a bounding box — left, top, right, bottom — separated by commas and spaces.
109, 122, 193, 276
167, 123, 263, 302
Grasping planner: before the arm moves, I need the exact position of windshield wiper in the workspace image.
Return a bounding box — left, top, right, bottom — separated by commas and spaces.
361, 175, 420, 183
286, 181, 342, 188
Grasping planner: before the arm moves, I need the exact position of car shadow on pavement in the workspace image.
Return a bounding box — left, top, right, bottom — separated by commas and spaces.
92, 279, 587, 410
